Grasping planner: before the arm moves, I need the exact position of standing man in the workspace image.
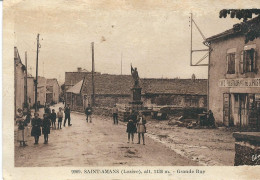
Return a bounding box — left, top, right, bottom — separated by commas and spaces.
85, 104, 92, 123
64, 104, 72, 126
112, 104, 118, 124
44, 104, 51, 118
57, 107, 63, 129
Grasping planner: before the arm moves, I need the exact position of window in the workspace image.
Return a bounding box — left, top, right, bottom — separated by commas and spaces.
240, 45, 257, 74
227, 53, 236, 74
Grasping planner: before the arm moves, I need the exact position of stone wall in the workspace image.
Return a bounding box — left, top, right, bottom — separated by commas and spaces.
233, 132, 260, 166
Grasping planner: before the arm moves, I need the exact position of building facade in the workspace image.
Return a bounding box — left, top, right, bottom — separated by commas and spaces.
65, 73, 207, 112
206, 20, 260, 128
14, 47, 26, 111
37, 76, 47, 106
27, 75, 35, 108
64, 67, 100, 91
46, 78, 60, 104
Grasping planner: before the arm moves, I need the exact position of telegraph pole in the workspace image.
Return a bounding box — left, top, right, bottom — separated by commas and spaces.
25, 51, 28, 111
91, 42, 95, 106
35, 34, 40, 112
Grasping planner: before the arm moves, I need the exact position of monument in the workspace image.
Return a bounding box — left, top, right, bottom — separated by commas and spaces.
130, 64, 143, 110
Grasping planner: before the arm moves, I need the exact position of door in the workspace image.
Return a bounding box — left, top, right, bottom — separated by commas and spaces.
238, 94, 248, 127
223, 93, 230, 126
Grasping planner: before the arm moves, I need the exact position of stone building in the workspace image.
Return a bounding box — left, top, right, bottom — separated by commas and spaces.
205, 18, 260, 128
27, 74, 35, 108
14, 47, 26, 112
46, 78, 60, 104
65, 73, 207, 112
64, 67, 100, 91
142, 78, 207, 107
37, 76, 47, 106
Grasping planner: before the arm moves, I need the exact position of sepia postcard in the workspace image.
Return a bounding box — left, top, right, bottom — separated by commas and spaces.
3, 0, 260, 179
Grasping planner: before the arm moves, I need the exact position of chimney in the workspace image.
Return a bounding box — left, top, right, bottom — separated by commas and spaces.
77, 67, 82, 72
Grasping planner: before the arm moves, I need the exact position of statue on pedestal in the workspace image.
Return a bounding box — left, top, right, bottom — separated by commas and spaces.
131, 64, 139, 87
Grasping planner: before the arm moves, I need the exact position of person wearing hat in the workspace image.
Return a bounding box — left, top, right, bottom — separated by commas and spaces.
31, 112, 42, 144
64, 104, 72, 126
137, 111, 146, 145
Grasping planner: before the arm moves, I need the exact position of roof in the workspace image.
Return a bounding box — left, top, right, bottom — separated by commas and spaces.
75, 74, 207, 96
81, 74, 133, 95
205, 16, 260, 43
66, 79, 84, 94
65, 71, 100, 86
47, 78, 59, 87
142, 79, 207, 95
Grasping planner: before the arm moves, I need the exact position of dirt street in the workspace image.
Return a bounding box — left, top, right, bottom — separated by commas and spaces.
146, 119, 235, 166
15, 104, 198, 167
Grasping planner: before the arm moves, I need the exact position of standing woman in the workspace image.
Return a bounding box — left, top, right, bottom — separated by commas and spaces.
16, 108, 25, 146
42, 113, 51, 144
23, 110, 32, 146
31, 112, 42, 145
137, 111, 146, 145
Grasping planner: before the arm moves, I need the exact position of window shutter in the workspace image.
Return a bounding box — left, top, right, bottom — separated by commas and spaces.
226, 54, 229, 74
240, 51, 244, 74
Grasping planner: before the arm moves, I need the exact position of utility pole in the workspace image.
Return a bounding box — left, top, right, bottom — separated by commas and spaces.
25, 51, 28, 111
91, 42, 95, 106
35, 34, 40, 112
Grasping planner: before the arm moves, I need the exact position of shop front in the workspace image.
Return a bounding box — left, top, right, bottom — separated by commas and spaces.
220, 78, 260, 129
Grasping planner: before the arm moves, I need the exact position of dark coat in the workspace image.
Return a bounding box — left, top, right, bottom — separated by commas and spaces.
31, 118, 42, 136
126, 120, 136, 133
50, 112, 56, 122
64, 107, 71, 116
85, 107, 92, 115
24, 114, 31, 126
42, 118, 51, 134
45, 107, 51, 116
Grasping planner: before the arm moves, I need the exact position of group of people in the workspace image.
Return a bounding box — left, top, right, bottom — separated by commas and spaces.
126, 111, 147, 145
16, 104, 72, 146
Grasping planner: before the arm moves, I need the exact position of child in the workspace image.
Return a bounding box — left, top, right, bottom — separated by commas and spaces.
126, 119, 136, 144
50, 109, 56, 129
31, 112, 42, 145
42, 113, 51, 144
57, 107, 63, 129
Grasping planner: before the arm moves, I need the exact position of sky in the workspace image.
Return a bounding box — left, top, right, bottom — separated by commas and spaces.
12, 0, 260, 84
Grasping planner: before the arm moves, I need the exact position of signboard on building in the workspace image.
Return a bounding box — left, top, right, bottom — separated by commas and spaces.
219, 78, 260, 88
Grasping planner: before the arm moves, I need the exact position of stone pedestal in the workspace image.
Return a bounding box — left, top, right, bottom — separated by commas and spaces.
129, 86, 143, 111
233, 132, 260, 166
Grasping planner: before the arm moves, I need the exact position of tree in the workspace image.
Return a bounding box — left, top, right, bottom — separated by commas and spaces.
219, 9, 260, 43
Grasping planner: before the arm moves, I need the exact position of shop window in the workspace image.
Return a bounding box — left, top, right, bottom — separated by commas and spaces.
240, 45, 257, 74
226, 52, 236, 74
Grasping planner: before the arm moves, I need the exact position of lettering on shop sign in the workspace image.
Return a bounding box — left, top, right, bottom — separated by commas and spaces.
219, 78, 260, 87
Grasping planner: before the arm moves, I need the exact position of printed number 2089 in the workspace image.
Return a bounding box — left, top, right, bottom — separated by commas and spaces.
71, 170, 82, 174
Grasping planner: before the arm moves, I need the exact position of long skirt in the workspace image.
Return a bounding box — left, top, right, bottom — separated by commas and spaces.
137, 124, 146, 133
17, 127, 28, 142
